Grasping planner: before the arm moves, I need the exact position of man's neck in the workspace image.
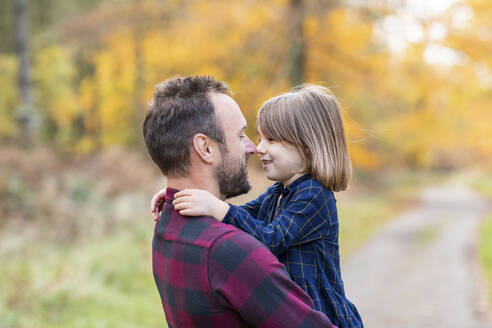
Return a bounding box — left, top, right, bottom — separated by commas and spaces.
166, 175, 223, 200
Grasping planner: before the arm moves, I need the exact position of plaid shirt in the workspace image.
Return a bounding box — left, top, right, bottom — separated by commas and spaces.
153, 188, 335, 328
224, 175, 363, 328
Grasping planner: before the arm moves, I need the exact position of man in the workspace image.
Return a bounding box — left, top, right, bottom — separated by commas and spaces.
143, 76, 335, 327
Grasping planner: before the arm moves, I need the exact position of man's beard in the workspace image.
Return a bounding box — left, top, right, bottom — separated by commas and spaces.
215, 148, 251, 199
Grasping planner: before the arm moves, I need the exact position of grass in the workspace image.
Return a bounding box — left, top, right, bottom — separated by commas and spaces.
338, 170, 447, 257
338, 194, 399, 256
473, 172, 492, 306
0, 146, 167, 328
480, 214, 492, 305
472, 173, 492, 199
0, 222, 165, 328
415, 224, 440, 245
0, 150, 453, 327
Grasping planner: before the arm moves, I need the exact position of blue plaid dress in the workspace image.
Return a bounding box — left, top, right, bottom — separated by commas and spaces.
224, 174, 363, 328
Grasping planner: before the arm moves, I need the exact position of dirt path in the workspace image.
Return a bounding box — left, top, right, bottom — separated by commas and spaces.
342, 183, 492, 327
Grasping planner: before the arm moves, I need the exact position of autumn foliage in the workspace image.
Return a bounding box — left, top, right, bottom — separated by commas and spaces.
1, 0, 490, 170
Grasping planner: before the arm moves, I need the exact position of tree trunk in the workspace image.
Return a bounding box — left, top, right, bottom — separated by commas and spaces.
133, 29, 145, 151
16, 0, 34, 146
287, 0, 306, 87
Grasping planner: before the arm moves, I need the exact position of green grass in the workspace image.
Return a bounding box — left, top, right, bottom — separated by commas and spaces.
480, 214, 492, 305
415, 224, 440, 245
0, 168, 453, 326
338, 195, 399, 257
338, 170, 444, 257
0, 222, 166, 328
472, 173, 492, 198
473, 172, 492, 306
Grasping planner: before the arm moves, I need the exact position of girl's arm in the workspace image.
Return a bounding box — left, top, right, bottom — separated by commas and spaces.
151, 187, 268, 221
173, 188, 270, 220
173, 189, 229, 220
151, 188, 167, 221
232, 187, 271, 218
225, 186, 337, 255
150, 188, 229, 221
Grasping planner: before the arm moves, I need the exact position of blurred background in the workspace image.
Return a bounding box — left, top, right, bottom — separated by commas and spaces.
0, 0, 491, 327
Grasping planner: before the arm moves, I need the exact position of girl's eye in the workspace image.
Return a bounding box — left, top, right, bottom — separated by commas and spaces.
258, 137, 273, 143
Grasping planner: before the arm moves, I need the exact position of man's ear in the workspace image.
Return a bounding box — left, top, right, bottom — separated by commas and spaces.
192, 134, 215, 164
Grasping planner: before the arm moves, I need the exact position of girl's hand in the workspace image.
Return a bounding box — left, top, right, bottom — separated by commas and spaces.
173, 189, 229, 221
151, 189, 167, 222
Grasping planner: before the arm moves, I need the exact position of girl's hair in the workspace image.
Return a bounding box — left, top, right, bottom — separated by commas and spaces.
257, 84, 352, 191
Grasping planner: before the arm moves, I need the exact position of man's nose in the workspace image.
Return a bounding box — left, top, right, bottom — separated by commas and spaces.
245, 136, 257, 155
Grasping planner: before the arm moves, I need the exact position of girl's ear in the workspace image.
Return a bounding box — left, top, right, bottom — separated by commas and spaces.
192, 134, 215, 164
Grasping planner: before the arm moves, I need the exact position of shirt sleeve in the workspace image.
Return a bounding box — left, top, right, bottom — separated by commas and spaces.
226, 187, 269, 219
224, 185, 336, 255
208, 231, 336, 328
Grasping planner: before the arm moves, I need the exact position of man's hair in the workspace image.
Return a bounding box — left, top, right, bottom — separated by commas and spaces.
257, 84, 352, 191
143, 76, 230, 176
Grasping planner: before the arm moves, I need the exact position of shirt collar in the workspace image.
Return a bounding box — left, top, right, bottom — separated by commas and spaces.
274, 174, 311, 196
165, 188, 179, 203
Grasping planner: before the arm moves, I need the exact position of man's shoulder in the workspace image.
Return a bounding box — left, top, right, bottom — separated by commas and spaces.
209, 227, 274, 267
155, 207, 244, 248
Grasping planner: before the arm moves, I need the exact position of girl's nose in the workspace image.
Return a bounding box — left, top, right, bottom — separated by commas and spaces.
256, 141, 265, 154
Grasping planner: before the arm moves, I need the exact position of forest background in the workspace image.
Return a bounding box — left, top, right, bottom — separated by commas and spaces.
0, 0, 491, 327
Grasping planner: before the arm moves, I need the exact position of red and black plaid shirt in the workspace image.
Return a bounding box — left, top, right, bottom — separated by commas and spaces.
152, 188, 335, 327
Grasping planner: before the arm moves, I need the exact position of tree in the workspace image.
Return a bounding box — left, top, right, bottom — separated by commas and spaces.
286, 0, 306, 86
15, 0, 34, 146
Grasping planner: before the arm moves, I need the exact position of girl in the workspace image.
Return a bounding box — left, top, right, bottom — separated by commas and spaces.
152, 85, 363, 328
